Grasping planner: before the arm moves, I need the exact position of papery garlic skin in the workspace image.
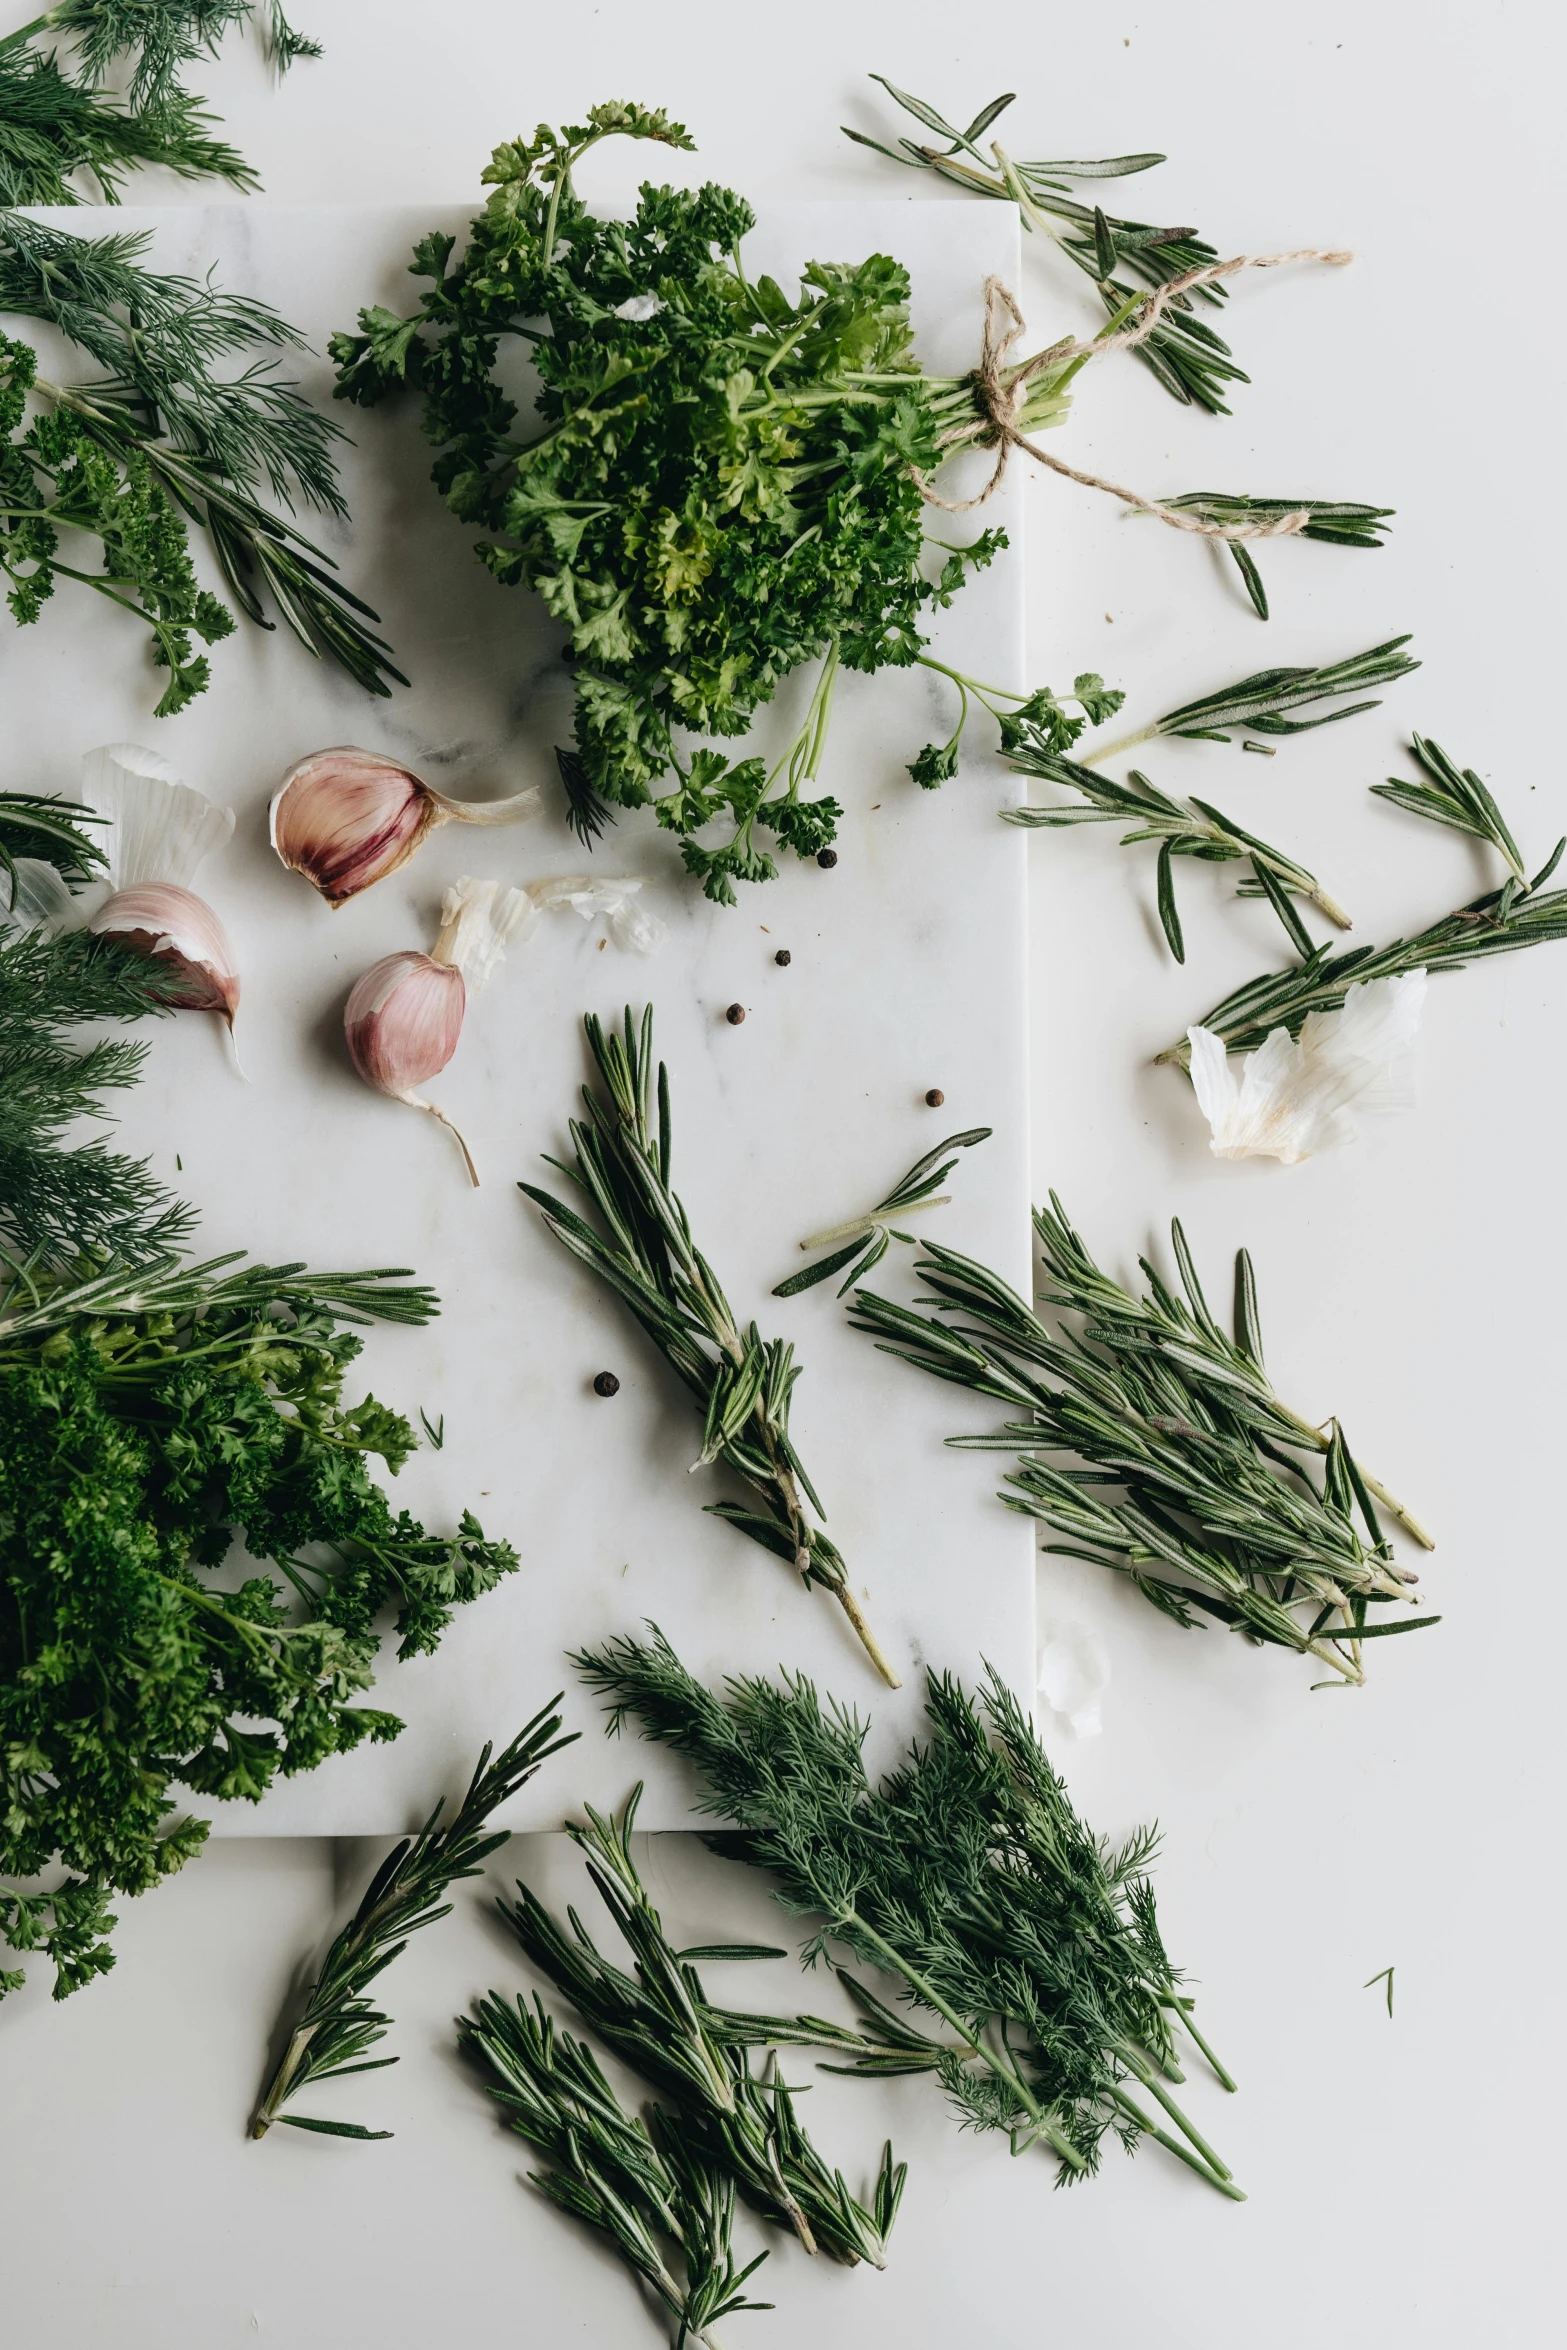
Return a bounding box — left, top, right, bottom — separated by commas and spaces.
1187, 971, 1428, 1164
343, 950, 476, 1184
523, 873, 664, 955
2, 856, 74, 937
89, 883, 241, 1026
82, 744, 234, 890
271, 747, 541, 906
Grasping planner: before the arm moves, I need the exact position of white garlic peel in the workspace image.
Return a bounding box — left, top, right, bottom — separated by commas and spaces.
81, 744, 234, 890
1036, 1620, 1109, 1740
1186, 972, 1427, 1165
2, 857, 74, 937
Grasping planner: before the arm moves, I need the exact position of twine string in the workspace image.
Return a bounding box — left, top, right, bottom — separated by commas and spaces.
917, 249, 1352, 535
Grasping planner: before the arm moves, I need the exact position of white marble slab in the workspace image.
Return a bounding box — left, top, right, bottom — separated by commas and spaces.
7, 200, 1033, 1831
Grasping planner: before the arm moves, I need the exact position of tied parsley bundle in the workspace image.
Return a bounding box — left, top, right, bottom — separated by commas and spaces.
332, 102, 1077, 903
0, 1254, 517, 2001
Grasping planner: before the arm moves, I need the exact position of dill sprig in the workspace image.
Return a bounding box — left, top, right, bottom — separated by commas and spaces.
0, 4, 317, 205
574, 1629, 1244, 2199
845, 76, 1242, 413
848, 1202, 1438, 1683
772, 1126, 990, 1298
520, 1008, 900, 1687
251, 1702, 577, 2141
0, 212, 403, 703
461, 1993, 774, 2350
1161, 741, 1567, 1062
498, 1783, 904, 2268
0, 918, 194, 1261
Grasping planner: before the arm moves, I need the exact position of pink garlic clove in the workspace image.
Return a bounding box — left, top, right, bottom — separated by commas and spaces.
271, 747, 541, 907
343, 951, 478, 1184
89, 883, 241, 1027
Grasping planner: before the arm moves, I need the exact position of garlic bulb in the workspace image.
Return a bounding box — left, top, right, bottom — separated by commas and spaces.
271, 747, 541, 906
90, 883, 241, 1027
343, 877, 533, 1186
79, 745, 241, 1056
344, 872, 661, 1184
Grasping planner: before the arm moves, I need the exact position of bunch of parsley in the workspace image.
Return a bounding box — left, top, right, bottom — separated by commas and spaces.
332, 103, 1043, 903
0, 1254, 517, 2002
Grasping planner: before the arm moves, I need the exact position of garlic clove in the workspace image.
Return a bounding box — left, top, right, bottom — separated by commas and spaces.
81, 745, 235, 892
89, 883, 241, 1028
271, 747, 541, 906
343, 950, 478, 1184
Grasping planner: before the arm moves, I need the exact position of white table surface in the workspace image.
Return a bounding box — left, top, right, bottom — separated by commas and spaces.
4, 4, 1565, 2345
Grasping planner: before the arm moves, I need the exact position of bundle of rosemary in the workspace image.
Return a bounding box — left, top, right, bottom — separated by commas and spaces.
461, 1785, 903, 2338
849, 1199, 1436, 1683
575, 1629, 1242, 2199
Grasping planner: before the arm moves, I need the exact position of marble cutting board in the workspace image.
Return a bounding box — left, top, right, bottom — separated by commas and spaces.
10, 198, 1035, 1831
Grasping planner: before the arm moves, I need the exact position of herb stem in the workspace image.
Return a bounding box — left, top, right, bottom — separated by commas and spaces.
845, 1913, 1087, 2173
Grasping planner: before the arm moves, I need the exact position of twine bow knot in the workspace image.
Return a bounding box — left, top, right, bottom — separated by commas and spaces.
919, 248, 1352, 540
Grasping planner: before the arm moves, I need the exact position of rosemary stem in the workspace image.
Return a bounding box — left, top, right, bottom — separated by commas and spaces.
1077, 723, 1159, 769
799, 1197, 948, 1252
1273, 1403, 1435, 1548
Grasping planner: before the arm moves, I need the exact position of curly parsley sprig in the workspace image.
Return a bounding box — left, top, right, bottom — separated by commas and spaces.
332, 103, 1076, 902
0, 1255, 517, 2002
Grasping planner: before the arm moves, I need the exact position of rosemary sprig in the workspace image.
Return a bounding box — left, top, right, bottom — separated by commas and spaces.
848, 1201, 1438, 1682
461, 1991, 774, 2348
845, 77, 1244, 412
575, 1630, 1244, 2198
1000, 749, 1347, 962
1370, 731, 1528, 884
772, 1127, 990, 1297
1162, 744, 1567, 1061
1080, 635, 1419, 766
520, 1008, 900, 1687
252, 1702, 577, 2140
499, 1784, 904, 2267
1159, 493, 1394, 619
0, 1248, 438, 1343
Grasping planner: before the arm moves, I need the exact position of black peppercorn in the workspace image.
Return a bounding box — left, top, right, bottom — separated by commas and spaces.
726, 1002, 746, 1024
592, 1371, 620, 1397
816, 848, 837, 868
774, 949, 791, 967
925, 1088, 945, 1107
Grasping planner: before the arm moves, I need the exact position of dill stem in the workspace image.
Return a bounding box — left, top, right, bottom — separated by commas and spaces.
844, 1915, 1086, 2174
1166, 1999, 1238, 2093
1117, 2040, 1233, 2179
1109, 2088, 1246, 2200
